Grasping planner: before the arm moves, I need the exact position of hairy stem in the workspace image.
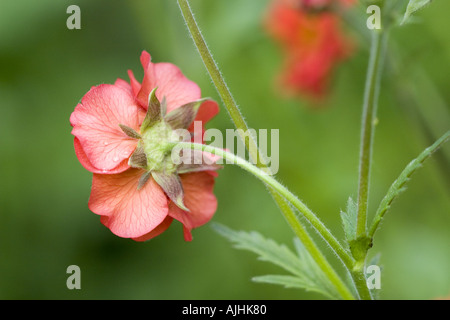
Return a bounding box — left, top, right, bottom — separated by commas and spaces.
356, 30, 388, 239
351, 25, 389, 300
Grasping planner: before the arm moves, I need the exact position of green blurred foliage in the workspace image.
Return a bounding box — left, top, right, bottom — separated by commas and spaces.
0, 0, 448, 299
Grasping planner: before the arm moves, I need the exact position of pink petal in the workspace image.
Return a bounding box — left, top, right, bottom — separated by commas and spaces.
73, 137, 130, 174
70, 84, 145, 173
153, 62, 201, 113
168, 172, 217, 241
134, 51, 201, 112
132, 216, 174, 242
188, 100, 220, 133
183, 225, 193, 242
135, 51, 156, 107
127, 69, 142, 99
89, 169, 169, 238
114, 78, 133, 95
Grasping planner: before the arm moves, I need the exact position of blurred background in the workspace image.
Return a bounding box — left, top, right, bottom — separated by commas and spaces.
0, 0, 449, 299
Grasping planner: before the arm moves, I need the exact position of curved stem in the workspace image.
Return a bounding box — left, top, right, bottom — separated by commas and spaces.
172, 142, 356, 279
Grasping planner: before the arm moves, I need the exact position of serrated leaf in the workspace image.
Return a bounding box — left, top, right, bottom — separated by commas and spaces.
401, 0, 433, 25
212, 223, 341, 299
252, 275, 335, 298
212, 223, 303, 276
369, 130, 450, 238
292, 238, 341, 299
252, 275, 308, 289
340, 197, 357, 242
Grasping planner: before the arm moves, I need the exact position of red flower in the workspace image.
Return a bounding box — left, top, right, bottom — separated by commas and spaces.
70, 51, 220, 241
265, 0, 354, 101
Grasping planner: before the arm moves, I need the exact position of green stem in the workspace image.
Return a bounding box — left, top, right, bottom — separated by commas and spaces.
356, 30, 388, 239
172, 141, 355, 299
350, 268, 372, 300
351, 26, 389, 301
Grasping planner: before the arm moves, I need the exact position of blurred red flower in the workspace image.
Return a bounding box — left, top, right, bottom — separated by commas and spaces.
265, 0, 355, 101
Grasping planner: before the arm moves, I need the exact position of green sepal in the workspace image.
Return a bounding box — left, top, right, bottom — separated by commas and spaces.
160, 97, 167, 117
164, 98, 209, 130
141, 88, 161, 132
151, 171, 189, 211
137, 171, 152, 190
119, 124, 141, 139
128, 146, 148, 169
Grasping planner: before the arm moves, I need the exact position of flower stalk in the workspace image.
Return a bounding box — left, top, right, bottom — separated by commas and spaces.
356, 29, 388, 241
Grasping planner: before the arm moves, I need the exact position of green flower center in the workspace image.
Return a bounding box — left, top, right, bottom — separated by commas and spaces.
140, 120, 178, 174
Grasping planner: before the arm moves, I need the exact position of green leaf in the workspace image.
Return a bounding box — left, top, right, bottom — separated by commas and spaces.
212, 223, 341, 299
252, 274, 338, 299
401, 0, 433, 25
212, 223, 303, 275
292, 238, 342, 299
252, 274, 315, 290
341, 198, 372, 261
340, 197, 358, 242
369, 130, 450, 238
